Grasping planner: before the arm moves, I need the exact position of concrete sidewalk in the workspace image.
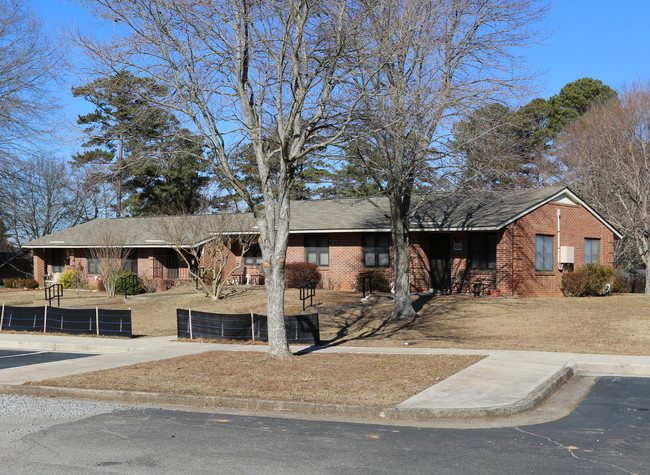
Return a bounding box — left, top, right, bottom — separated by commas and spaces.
1, 333, 650, 422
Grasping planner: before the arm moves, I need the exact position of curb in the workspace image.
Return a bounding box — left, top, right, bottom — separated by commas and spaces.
0, 340, 132, 354
0, 365, 574, 422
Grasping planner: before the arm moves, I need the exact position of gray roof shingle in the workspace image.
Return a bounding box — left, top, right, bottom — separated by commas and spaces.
25, 186, 618, 248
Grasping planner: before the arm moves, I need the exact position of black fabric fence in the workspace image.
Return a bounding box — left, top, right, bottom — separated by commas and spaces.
0, 305, 132, 337
177, 309, 320, 345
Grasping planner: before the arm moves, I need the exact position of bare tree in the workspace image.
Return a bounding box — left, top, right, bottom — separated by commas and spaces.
348, 0, 549, 320
0, 0, 59, 161
0, 155, 86, 246
556, 82, 650, 294
155, 215, 258, 301
71, 0, 361, 358
87, 229, 130, 297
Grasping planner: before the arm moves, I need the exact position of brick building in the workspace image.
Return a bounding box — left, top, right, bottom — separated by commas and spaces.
24, 187, 621, 297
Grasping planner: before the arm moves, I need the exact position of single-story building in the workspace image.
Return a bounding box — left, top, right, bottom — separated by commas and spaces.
23, 186, 622, 297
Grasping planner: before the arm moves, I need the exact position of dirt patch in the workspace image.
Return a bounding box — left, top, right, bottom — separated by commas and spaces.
30, 351, 483, 406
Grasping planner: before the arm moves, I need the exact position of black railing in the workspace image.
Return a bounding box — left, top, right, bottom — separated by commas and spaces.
299, 283, 316, 311
44, 283, 63, 307
117, 273, 139, 298
359, 272, 374, 299
190, 267, 207, 290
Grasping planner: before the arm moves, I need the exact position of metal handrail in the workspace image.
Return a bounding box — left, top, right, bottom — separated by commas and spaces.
359, 272, 374, 299
44, 283, 63, 307
299, 283, 316, 311
117, 274, 139, 298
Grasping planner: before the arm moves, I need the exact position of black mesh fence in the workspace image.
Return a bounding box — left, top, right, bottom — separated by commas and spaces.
177, 309, 320, 345
0, 305, 132, 337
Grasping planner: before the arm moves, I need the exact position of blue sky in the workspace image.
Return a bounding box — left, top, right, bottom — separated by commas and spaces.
524, 1, 650, 97
29, 0, 650, 148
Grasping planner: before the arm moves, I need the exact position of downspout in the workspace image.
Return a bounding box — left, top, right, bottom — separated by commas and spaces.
557, 209, 563, 272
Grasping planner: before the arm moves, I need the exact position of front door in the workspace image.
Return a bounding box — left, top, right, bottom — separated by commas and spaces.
430, 234, 451, 292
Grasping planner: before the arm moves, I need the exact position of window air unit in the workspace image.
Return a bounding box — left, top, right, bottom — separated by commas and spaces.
560, 246, 575, 264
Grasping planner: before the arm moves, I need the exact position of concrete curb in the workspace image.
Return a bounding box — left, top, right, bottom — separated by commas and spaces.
0, 340, 132, 354
0, 365, 574, 422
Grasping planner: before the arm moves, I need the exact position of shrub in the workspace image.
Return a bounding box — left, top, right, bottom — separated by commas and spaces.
4, 278, 18, 289
611, 272, 628, 294
355, 270, 391, 293
57, 269, 79, 289
561, 264, 617, 297
20, 278, 39, 289
113, 270, 145, 295
285, 262, 321, 288
4, 278, 38, 289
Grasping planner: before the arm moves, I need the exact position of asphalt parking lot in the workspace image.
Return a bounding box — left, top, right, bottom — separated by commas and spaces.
0, 350, 97, 371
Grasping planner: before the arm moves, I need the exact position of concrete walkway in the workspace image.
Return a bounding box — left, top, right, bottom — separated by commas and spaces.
1, 333, 650, 421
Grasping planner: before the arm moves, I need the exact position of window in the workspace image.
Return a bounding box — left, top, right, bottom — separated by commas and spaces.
305, 235, 329, 267
87, 256, 101, 274
123, 249, 138, 274
535, 235, 554, 272
244, 245, 264, 266
363, 234, 390, 267
166, 250, 179, 279
585, 238, 600, 265
469, 233, 497, 270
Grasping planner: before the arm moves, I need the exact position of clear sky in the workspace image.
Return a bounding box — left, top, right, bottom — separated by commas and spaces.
27, 0, 650, 149
524, 1, 650, 97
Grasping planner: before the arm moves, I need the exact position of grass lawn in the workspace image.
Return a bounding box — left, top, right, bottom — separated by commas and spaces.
2, 287, 649, 354
31, 352, 483, 407
4, 287, 648, 405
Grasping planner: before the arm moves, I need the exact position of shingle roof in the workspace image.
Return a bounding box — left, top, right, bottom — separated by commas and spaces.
288, 186, 568, 231
23, 186, 621, 248
23, 213, 257, 248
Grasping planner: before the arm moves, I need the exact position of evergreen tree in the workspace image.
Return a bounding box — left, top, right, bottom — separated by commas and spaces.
451, 78, 617, 189
123, 129, 209, 215
72, 70, 171, 216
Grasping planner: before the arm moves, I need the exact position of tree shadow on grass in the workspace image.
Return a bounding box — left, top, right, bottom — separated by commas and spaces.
298, 294, 478, 353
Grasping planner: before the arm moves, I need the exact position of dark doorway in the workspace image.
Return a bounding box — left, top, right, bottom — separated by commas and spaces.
430, 234, 451, 292
50, 249, 65, 274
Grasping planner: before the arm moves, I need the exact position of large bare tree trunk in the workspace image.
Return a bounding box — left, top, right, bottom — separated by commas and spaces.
389, 195, 417, 321
258, 190, 292, 358
346, 0, 548, 321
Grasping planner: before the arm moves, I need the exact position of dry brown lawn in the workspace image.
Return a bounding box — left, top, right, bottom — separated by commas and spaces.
2, 287, 650, 354
8, 287, 649, 405
32, 352, 482, 406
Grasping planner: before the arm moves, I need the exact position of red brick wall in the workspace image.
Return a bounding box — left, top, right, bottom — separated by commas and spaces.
508, 202, 615, 297
287, 232, 393, 291
33, 249, 46, 286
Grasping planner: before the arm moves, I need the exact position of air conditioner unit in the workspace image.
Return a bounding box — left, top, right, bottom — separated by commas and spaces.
560, 246, 575, 264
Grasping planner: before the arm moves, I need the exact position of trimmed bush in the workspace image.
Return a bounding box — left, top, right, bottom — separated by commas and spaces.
4, 278, 18, 289
21, 279, 39, 289
57, 269, 79, 289
4, 278, 39, 289
285, 262, 321, 288
355, 270, 391, 293
561, 263, 617, 297
611, 272, 628, 294
113, 270, 145, 295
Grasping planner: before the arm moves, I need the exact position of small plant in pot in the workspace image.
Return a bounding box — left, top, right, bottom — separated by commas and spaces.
489, 287, 500, 297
